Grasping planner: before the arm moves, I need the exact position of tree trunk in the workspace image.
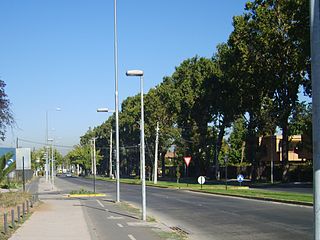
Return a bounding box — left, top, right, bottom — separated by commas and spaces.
281, 122, 290, 182
246, 116, 258, 182
214, 121, 226, 180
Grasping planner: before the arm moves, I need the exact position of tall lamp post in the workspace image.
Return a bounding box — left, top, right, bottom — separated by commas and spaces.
126, 69, 146, 221
48, 138, 54, 188
97, 108, 115, 179
311, 0, 320, 238
45, 108, 61, 182
113, 0, 120, 203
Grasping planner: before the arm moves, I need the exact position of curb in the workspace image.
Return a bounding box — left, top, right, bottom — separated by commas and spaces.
66, 193, 106, 198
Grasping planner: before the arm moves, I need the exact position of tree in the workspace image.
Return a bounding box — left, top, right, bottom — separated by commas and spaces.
212, 43, 244, 179
65, 144, 102, 175
226, 0, 310, 181
166, 57, 218, 176
0, 80, 14, 141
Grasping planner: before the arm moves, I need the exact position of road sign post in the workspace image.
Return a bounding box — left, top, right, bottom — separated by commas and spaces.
198, 176, 205, 190
184, 156, 191, 186
237, 174, 244, 187
224, 155, 228, 190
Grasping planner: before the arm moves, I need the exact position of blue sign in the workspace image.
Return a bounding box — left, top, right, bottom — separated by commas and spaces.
237, 174, 244, 183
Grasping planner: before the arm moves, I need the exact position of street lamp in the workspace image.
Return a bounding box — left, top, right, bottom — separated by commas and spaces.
97, 108, 116, 179
113, 0, 120, 203
48, 138, 54, 188
126, 69, 146, 221
45, 107, 61, 183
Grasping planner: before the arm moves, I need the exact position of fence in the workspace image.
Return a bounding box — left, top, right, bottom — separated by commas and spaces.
1, 194, 39, 238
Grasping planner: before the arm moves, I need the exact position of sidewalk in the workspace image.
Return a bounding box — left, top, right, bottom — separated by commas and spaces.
9, 177, 91, 240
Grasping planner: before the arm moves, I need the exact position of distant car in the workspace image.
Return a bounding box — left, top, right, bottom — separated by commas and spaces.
66, 173, 72, 177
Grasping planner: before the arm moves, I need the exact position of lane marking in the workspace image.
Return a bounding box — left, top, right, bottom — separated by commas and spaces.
128, 234, 136, 240
117, 223, 124, 228
107, 216, 124, 220
96, 199, 104, 208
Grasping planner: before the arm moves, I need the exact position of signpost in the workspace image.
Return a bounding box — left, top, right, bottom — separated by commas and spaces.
237, 174, 244, 187
183, 156, 191, 187
198, 176, 205, 189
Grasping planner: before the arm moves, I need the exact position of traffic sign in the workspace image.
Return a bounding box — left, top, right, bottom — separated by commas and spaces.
198, 176, 205, 185
237, 174, 244, 183
183, 156, 192, 167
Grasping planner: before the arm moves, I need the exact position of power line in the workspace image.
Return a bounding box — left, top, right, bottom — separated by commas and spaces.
17, 138, 74, 149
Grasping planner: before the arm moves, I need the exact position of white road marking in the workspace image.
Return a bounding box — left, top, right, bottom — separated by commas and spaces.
117, 223, 124, 228
128, 234, 136, 240
107, 216, 124, 220
96, 199, 104, 208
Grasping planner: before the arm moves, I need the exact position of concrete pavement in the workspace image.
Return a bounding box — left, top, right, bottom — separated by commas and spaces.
9, 177, 92, 240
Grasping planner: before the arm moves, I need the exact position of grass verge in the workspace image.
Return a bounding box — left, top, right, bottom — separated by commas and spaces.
93, 176, 313, 204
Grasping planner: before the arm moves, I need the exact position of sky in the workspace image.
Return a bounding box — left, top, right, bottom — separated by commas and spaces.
0, 0, 256, 153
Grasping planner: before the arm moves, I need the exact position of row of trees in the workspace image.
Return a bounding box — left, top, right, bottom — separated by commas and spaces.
69, 0, 311, 182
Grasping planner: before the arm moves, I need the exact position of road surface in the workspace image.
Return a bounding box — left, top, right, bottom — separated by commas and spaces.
57, 176, 313, 240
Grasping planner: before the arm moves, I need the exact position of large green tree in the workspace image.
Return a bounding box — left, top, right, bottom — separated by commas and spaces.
226, 0, 310, 181
165, 57, 218, 176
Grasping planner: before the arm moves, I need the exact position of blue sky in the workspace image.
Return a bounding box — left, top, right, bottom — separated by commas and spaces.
0, 0, 253, 153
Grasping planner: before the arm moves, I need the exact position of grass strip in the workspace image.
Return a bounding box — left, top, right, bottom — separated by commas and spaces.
93, 176, 313, 204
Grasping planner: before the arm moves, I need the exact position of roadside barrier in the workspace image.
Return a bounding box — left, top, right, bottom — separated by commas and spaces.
1, 194, 39, 236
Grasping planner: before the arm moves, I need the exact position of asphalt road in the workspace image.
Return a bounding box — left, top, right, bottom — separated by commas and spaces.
58, 176, 313, 240
53, 176, 165, 240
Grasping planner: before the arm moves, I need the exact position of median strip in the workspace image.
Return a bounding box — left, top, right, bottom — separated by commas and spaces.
67, 193, 106, 198
66, 188, 106, 198
92, 176, 313, 206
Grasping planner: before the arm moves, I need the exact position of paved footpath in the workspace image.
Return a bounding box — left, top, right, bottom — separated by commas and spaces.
9, 177, 91, 240
9, 177, 170, 240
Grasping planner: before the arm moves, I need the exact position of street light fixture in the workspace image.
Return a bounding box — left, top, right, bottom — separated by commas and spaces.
126, 69, 146, 221
97, 108, 116, 179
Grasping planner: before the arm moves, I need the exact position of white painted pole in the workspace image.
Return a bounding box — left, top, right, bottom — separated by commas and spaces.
154, 122, 159, 184
93, 137, 96, 193
51, 140, 54, 187
140, 75, 146, 221
109, 130, 113, 178
45, 111, 49, 182
311, 0, 320, 239
114, 0, 120, 203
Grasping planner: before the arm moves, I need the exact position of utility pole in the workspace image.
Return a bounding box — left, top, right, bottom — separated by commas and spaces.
154, 122, 159, 184
51, 140, 54, 187
22, 157, 25, 192
109, 131, 113, 178
93, 138, 96, 193
90, 139, 93, 175
271, 135, 274, 184
311, 0, 320, 239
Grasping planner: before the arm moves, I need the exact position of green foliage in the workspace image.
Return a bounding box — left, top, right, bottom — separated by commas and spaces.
228, 117, 247, 165
289, 102, 312, 136
0, 152, 16, 184
70, 188, 94, 194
